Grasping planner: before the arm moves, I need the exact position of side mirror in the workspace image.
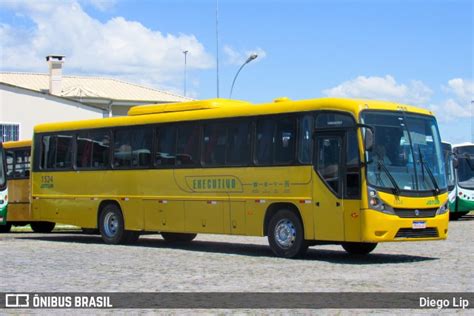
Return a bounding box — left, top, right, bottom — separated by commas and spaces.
356, 123, 375, 152
364, 128, 374, 152
453, 157, 459, 169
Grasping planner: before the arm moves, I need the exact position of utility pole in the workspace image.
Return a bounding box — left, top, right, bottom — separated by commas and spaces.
183, 50, 188, 97
216, 0, 220, 98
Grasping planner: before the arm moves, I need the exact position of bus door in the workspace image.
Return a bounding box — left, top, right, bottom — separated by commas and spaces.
313, 127, 361, 241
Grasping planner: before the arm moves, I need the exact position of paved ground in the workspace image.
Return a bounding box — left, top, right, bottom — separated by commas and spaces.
0, 214, 473, 314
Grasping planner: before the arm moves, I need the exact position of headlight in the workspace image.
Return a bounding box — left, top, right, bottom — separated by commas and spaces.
436, 200, 449, 215
367, 187, 395, 215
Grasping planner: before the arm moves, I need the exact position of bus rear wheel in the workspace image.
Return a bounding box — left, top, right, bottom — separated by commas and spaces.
342, 242, 377, 255
267, 209, 308, 259
0, 223, 12, 233
161, 232, 197, 242
99, 203, 139, 244
30, 222, 55, 233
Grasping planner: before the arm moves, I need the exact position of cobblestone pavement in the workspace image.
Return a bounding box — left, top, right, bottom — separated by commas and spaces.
0, 215, 473, 314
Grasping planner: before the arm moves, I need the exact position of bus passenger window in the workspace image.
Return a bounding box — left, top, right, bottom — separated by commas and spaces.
203, 122, 226, 165
55, 135, 73, 169
227, 121, 250, 165
298, 114, 314, 164
6, 151, 14, 178
177, 125, 200, 166
90, 131, 110, 168
255, 118, 275, 165
77, 131, 110, 169
77, 132, 93, 168
114, 130, 132, 168
131, 128, 152, 167
14, 150, 28, 177
156, 126, 176, 167
275, 117, 296, 164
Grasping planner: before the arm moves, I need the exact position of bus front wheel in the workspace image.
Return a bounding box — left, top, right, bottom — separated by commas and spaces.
450, 212, 468, 221
30, 222, 55, 233
267, 209, 308, 259
0, 223, 12, 233
161, 232, 197, 242
342, 242, 377, 255
99, 204, 140, 245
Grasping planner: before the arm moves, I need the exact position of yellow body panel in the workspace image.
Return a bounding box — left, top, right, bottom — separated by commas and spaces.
30, 98, 448, 243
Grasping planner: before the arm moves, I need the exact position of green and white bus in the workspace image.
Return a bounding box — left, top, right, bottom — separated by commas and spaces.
0, 142, 8, 228
449, 142, 474, 220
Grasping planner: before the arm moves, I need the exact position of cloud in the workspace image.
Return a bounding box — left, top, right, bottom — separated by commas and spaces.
429, 78, 474, 122
223, 45, 267, 65
0, 0, 214, 91
322, 75, 433, 105
443, 78, 474, 103
79, 0, 117, 11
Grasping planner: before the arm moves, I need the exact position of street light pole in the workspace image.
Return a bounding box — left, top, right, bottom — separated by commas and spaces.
229, 53, 258, 99
183, 50, 188, 97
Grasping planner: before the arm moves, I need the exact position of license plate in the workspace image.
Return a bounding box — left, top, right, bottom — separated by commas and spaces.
412, 221, 426, 229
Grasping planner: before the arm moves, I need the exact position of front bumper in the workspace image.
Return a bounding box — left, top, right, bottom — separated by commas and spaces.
361, 209, 449, 242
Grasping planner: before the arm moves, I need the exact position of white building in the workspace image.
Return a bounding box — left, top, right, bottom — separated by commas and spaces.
0, 55, 192, 142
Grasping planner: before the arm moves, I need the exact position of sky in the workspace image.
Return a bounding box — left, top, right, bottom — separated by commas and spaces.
0, 0, 472, 143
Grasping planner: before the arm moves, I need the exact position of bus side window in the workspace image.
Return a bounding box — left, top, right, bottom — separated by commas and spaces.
77, 132, 93, 168
114, 129, 132, 168
255, 118, 275, 165
226, 121, 250, 165
41, 135, 72, 170
176, 124, 200, 166
131, 127, 152, 167
156, 125, 176, 167
203, 122, 226, 166
275, 117, 296, 164
90, 130, 110, 168
14, 149, 27, 177
6, 151, 14, 178
298, 114, 314, 164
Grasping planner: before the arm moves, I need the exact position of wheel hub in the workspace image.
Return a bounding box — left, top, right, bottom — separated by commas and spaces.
274, 219, 296, 248
103, 212, 118, 237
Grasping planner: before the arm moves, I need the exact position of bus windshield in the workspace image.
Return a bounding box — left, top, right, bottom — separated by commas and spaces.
442, 143, 455, 189
456, 148, 474, 189
361, 111, 447, 195
0, 145, 5, 188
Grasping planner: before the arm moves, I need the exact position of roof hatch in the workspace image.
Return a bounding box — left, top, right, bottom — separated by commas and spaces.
127, 98, 251, 116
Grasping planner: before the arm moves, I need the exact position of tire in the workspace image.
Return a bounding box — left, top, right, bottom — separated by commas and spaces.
342, 242, 377, 255
449, 212, 462, 221
30, 222, 56, 233
99, 203, 140, 244
0, 223, 12, 233
161, 232, 197, 242
267, 209, 308, 258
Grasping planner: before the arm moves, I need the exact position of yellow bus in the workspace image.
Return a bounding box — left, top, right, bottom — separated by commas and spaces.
30, 98, 449, 258
2, 140, 55, 233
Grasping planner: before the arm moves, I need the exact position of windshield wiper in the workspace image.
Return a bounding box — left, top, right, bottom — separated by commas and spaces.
376, 159, 401, 195
418, 146, 440, 195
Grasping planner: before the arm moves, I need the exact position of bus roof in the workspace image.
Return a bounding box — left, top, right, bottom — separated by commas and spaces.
453, 142, 474, 149
3, 139, 32, 149
33, 97, 434, 133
